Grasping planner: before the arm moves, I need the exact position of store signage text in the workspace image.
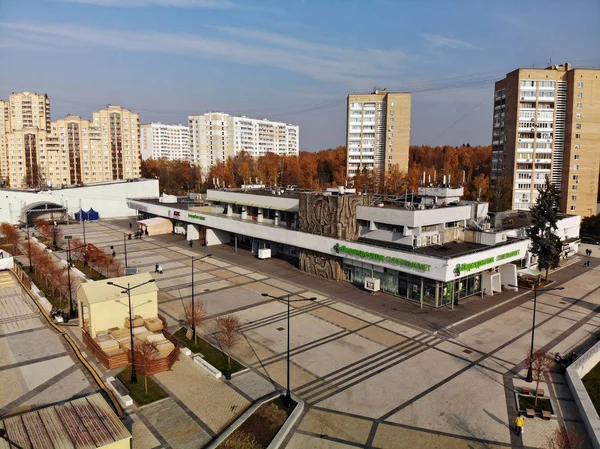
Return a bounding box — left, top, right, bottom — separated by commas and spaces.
188, 213, 206, 221
333, 244, 431, 271
457, 249, 521, 272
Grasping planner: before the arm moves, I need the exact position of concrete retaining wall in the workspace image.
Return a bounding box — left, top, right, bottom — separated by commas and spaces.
566, 340, 600, 449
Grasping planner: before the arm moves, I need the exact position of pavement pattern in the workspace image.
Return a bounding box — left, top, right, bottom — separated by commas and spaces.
51, 219, 599, 448
0, 271, 95, 418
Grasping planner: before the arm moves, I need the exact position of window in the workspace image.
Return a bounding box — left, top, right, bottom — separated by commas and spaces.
390, 101, 395, 107
577, 92, 583, 98
570, 205, 576, 211
389, 118, 394, 122
577, 102, 582, 108
576, 134, 581, 139
576, 113, 581, 119
572, 185, 578, 191
574, 165, 579, 170
573, 175, 579, 181
572, 195, 577, 201
574, 154, 580, 160
576, 123, 582, 129
575, 144, 580, 150
577, 81, 583, 88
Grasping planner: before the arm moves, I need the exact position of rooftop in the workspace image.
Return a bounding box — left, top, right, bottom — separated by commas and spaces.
0, 393, 131, 449
78, 272, 157, 304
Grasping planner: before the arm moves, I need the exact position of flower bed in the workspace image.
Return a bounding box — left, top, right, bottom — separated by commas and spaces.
517, 394, 554, 414
220, 398, 294, 449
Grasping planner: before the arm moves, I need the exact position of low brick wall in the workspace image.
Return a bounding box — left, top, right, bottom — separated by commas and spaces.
566, 340, 600, 449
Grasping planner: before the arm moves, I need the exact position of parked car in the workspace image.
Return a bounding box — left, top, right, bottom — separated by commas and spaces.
581, 236, 600, 245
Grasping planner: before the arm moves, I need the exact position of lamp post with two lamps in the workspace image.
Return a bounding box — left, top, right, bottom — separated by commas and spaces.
106, 279, 156, 384
509, 282, 564, 382
261, 292, 317, 408
190, 254, 212, 341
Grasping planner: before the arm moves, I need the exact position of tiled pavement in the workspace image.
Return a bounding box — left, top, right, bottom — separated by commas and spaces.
49, 220, 599, 448
0, 271, 95, 418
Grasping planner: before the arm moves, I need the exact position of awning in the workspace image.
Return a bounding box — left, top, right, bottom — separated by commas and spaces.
137, 217, 172, 235
518, 267, 541, 277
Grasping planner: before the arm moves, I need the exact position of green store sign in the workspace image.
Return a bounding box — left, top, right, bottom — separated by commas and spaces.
188, 213, 206, 221
333, 244, 431, 272
457, 249, 521, 273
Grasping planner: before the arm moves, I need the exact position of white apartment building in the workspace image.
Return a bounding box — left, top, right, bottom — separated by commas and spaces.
189, 112, 299, 173
140, 123, 190, 161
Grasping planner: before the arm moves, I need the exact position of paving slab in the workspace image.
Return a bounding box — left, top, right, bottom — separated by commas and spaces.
140, 397, 211, 449
298, 407, 372, 445
291, 333, 386, 378
154, 356, 250, 433
387, 364, 511, 444
263, 278, 304, 293
372, 423, 508, 449
287, 433, 359, 449
130, 413, 161, 449
228, 371, 277, 400
318, 348, 467, 419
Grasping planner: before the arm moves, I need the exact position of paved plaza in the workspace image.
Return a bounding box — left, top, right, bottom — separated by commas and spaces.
0, 271, 95, 417
35, 219, 600, 448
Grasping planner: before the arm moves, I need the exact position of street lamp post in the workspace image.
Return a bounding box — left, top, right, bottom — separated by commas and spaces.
107, 279, 156, 384
82, 216, 86, 246
123, 233, 128, 269
24, 222, 33, 272
261, 292, 317, 407
191, 254, 212, 340
509, 283, 564, 382
64, 236, 75, 318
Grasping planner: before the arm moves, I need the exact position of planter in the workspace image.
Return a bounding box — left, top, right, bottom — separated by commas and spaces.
206, 392, 305, 449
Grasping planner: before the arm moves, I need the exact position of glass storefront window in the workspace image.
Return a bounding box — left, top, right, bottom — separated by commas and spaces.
382, 269, 397, 295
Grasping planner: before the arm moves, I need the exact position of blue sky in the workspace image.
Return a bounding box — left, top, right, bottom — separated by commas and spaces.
1, 0, 599, 150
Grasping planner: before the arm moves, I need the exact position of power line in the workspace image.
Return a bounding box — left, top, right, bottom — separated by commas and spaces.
424, 99, 488, 146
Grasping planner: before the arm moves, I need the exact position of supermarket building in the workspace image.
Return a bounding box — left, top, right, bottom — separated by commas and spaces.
126, 184, 579, 308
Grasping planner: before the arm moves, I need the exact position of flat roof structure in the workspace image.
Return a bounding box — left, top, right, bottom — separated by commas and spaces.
0, 393, 131, 449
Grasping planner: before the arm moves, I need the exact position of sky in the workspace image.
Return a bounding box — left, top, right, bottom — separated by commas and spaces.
0, 0, 599, 151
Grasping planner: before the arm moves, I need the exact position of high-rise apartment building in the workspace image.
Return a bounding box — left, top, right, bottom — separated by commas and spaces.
1, 91, 53, 187
140, 123, 190, 161
346, 90, 411, 178
0, 93, 143, 188
92, 105, 141, 180
492, 63, 600, 216
189, 112, 299, 173
5, 91, 51, 132
51, 116, 106, 184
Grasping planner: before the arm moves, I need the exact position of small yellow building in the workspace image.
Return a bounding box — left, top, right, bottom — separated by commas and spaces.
78, 272, 159, 339
0, 393, 131, 449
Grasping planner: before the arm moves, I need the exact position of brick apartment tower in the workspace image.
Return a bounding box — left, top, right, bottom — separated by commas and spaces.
492, 63, 600, 216
346, 90, 411, 179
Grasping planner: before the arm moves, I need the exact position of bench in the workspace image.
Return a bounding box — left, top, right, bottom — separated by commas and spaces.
521, 387, 531, 395
542, 411, 552, 420
526, 409, 535, 418
536, 389, 545, 397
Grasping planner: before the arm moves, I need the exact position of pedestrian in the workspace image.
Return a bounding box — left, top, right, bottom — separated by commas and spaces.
112, 250, 116, 258
157, 264, 163, 274
155, 264, 159, 273
189, 240, 193, 248
129, 222, 132, 229
514, 413, 524, 436
145, 228, 149, 236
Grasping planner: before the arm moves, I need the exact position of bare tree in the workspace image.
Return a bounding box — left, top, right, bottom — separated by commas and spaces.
183, 300, 206, 343
526, 349, 554, 406
133, 340, 159, 396
215, 314, 242, 374
546, 426, 586, 449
